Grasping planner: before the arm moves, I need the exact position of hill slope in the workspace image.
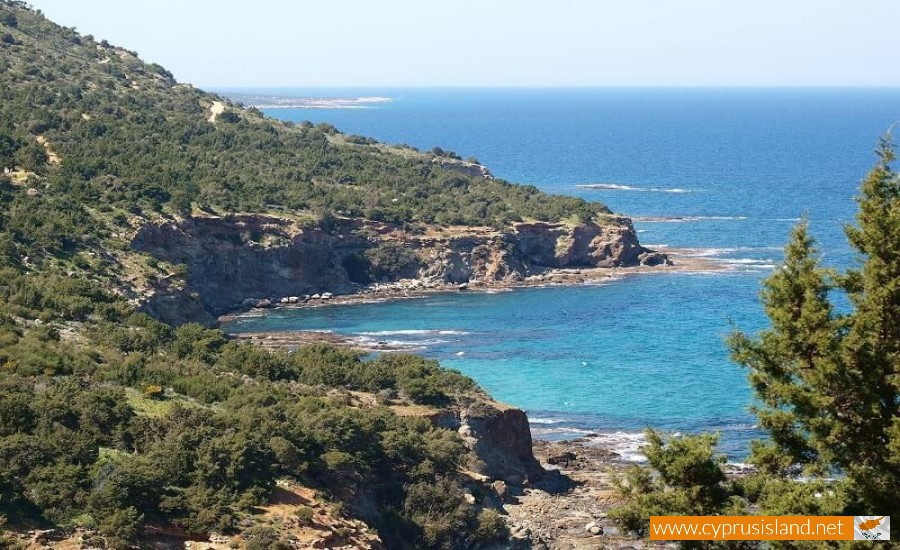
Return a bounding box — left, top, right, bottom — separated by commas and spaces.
0, 2, 652, 547
0, 0, 663, 326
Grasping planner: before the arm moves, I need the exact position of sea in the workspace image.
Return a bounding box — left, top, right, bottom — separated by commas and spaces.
217, 87, 900, 460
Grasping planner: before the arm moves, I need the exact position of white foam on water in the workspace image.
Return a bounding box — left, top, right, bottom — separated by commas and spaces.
531, 426, 597, 436
633, 215, 749, 223
720, 258, 774, 265
671, 246, 783, 257
576, 183, 693, 193
586, 431, 649, 462
359, 337, 449, 346
529, 417, 565, 425
357, 329, 470, 336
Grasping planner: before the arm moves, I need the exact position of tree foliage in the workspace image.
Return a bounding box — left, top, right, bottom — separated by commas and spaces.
614, 141, 900, 546
610, 430, 745, 545
730, 139, 900, 515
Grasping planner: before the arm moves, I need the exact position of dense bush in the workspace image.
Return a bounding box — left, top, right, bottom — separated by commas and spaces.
0, 265, 489, 547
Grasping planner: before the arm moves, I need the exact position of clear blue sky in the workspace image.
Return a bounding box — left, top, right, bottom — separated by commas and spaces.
31, 0, 900, 88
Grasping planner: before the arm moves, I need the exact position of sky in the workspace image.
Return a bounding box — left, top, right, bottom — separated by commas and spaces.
30, 0, 900, 88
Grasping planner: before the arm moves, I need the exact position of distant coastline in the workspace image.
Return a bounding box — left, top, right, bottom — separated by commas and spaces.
226, 93, 393, 110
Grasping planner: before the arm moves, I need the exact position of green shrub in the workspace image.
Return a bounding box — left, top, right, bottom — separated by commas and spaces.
473, 508, 508, 543
610, 430, 739, 538
99, 506, 143, 549
294, 505, 315, 526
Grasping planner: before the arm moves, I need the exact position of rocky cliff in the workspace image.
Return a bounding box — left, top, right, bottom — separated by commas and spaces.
130, 214, 667, 325
454, 400, 545, 485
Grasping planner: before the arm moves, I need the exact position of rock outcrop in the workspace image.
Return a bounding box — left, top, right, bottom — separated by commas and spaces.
131, 214, 667, 325
512, 217, 666, 268
429, 399, 545, 485
432, 158, 495, 179
462, 401, 545, 484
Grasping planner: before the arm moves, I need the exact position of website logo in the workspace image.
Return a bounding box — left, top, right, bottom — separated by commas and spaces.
854, 516, 890, 541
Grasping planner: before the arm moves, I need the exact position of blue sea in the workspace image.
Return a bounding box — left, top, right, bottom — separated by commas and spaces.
219, 88, 900, 460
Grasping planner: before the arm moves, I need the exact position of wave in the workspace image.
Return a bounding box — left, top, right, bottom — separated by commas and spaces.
585, 431, 649, 462
357, 337, 448, 346
698, 246, 784, 256
654, 246, 783, 258
632, 215, 749, 223
719, 258, 775, 265
357, 329, 470, 336
530, 426, 598, 437
717, 258, 777, 270
576, 183, 692, 194
529, 417, 565, 425
349, 336, 452, 352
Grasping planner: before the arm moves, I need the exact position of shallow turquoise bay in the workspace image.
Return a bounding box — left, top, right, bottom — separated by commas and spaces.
218, 87, 900, 459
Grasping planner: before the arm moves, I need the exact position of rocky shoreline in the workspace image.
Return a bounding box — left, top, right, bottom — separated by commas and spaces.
219, 248, 735, 549
132, 212, 679, 326
506, 438, 663, 549
505, 436, 754, 549
219, 247, 725, 327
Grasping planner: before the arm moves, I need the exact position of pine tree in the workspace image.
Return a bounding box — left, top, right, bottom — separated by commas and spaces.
728, 220, 839, 476
730, 138, 900, 515
837, 138, 900, 513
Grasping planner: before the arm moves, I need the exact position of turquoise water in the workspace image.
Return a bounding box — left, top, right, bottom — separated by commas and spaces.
219, 88, 900, 459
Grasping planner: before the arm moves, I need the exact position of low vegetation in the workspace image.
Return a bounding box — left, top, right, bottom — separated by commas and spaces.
0, 1, 537, 547
0, 269, 499, 547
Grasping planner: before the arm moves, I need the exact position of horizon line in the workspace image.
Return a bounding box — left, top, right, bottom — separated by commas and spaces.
206, 84, 900, 91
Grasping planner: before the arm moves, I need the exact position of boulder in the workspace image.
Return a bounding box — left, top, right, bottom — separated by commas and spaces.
492, 479, 509, 502
34, 530, 67, 544
547, 450, 577, 466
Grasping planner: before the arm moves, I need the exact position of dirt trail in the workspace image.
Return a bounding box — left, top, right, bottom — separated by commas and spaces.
35, 135, 60, 165
208, 101, 225, 122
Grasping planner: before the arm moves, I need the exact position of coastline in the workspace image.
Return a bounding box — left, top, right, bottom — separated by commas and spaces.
503, 436, 754, 548
221, 248, 755, 548
219, 246, 728, 329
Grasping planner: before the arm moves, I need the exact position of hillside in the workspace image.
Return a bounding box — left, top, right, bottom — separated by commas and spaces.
0, 0, 665, 326
0, 2, 657, 548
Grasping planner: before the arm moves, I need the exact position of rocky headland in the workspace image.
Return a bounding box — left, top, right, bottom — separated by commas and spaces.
129, 213, 673, 326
